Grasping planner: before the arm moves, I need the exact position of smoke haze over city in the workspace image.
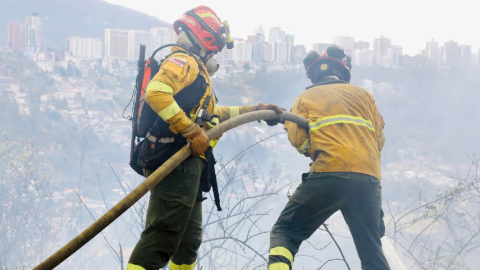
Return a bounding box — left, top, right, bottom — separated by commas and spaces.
107, 0, 480, 56
0, 1, 479, 270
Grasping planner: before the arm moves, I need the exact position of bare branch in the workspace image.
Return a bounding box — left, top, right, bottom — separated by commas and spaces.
322, 224, 351, 270
317, 258, 344, 270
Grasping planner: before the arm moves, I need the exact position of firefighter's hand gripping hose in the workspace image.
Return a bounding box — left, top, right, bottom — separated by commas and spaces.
33, 110, 309, 270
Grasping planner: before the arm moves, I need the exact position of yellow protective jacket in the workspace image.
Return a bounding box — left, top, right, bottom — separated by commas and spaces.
285, 81, 385, 180
145, 47, 255, 145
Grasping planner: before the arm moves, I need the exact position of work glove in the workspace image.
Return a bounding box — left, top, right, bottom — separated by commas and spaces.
182, 123, 209, 156
253, 103, 286, 126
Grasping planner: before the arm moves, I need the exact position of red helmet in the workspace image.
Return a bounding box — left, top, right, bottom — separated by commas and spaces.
173, 6, 233, 53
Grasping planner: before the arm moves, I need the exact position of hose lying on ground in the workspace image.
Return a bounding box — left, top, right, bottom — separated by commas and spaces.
33, 111, 309, 270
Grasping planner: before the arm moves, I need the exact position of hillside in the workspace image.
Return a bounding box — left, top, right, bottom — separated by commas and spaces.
0, 0, 170, 50
213, 66, 480, 165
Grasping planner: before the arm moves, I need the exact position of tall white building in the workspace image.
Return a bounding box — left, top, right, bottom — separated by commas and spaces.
128, 30, 151, 61
332, 36, 355, 54
269, 27, 285, 43
252, 41, 264, 62
24, 13, 42, 53
263, 43, 275, 62
105, 28, 129, 60
386, 46, 403, 67
151, 27, 176, 59
424, 39, 440, 67
67, 36, 103, 59
460, 45, 472, 67
373, 36, 392, 66
274, 41, 289, 63
442, 40, 460, 67
473, 51, 479, 67
353, 49, 372, 66
313, 43, 329, 54
352, 41, 371, 66
292, 45, 307, 65
285, 34, 295, 62
255, 25, 265, 36
268, 27, 294, 63
232, 40, 252, 61
477, 48, 480, 66
217, 40, 252, 62
216, 45, 234, 61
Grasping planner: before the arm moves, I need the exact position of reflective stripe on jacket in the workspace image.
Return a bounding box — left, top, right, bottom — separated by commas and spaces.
145, 47, 256, 149
284, 81, 385, 180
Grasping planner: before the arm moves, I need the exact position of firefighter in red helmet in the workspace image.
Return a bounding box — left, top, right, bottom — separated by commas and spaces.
127, 6, 283, 270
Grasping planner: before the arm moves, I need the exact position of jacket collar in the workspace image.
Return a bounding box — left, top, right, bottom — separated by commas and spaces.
305, 80, 348, 90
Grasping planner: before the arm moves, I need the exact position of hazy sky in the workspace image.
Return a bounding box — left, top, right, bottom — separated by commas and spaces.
106, 0, 478, 55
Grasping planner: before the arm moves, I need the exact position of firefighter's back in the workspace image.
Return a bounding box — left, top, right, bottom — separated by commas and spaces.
300, 82, 385, 179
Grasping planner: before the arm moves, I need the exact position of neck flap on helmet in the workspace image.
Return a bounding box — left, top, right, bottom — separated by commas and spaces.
306, 57, 352, 83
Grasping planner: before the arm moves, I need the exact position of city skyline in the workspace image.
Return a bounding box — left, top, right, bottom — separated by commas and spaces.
106, 0, 480, 56
7, 13, 42, 54
5, 12, 480, 70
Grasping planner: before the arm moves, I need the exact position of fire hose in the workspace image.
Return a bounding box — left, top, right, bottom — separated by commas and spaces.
33, 110, 309, 270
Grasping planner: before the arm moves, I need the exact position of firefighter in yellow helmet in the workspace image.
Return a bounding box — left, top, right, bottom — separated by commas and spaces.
126, 6, 283, 270
266, 45, 390, 270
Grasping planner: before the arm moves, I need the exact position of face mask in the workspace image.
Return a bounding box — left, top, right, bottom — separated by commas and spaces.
205, 57, 219, 77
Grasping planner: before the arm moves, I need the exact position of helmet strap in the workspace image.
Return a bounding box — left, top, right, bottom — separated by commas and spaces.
183, 30, 203, 58
324, 75, 340, 82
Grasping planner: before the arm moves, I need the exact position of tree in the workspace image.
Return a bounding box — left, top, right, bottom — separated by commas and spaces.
0, 130, 71, 269
78, 133, 350, 269
53, 66, 68, 77
386, 156, 480, 269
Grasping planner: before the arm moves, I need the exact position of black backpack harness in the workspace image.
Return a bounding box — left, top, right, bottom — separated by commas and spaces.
128, 44, 222, 211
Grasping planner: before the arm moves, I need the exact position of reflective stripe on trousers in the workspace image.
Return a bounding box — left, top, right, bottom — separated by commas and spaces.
268, 246, 293, 270
169, 261, 195, 270
126, 263, 146, 270
268, 262, 290, 270
309, 114, 375, 132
